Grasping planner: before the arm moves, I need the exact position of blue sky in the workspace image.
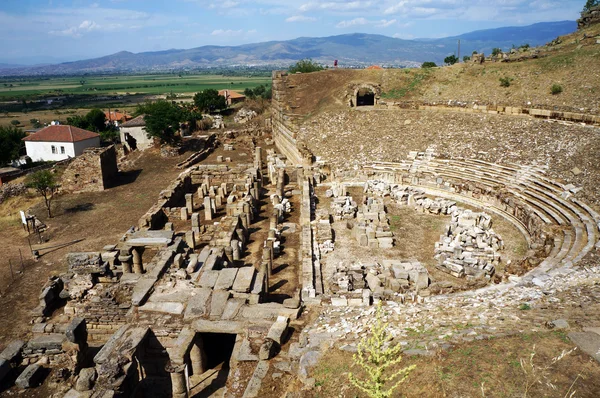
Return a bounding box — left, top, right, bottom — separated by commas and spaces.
0, 0, 585, 64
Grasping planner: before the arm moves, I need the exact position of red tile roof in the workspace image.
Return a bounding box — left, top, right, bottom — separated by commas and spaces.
105, 111, 131, 122
22, 125, 99, 143
366, 65, 383, 70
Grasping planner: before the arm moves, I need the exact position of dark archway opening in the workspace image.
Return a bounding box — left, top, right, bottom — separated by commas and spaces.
356, 88, 375, 106
200, 333, 236, 369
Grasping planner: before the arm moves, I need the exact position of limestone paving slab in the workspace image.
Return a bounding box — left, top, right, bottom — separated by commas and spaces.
214, 268, 239, 291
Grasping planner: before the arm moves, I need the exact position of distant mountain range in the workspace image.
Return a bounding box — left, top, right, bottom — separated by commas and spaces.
0, 21, 576, 76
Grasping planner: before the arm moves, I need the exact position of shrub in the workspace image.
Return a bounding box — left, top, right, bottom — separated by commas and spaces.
443, 55, 458, 65
288, 59, 324, 74
550, 84, 563, 95
492, 48, 502, 56
463, 56, 471, 62
10, 120, 20, 126
348, 303, 416, 397
421, 62, 437, 68
499, 77, 513, 87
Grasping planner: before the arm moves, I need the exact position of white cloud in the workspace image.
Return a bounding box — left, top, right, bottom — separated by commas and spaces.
211, 28, 257, 36
49, 20, 100, 37
375, 18, 396, 27
286, 15, 317, 22
336, 17, 369, 28
336, 17, 397, 28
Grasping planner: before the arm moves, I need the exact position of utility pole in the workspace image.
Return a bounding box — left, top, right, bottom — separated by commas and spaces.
458, 39, 461, 62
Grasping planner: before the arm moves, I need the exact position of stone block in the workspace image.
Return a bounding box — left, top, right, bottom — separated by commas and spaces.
183, 288, 212, 321
0, 340, 25, 362
221, 298, 246, 320
198, 270, 219, 288
267, 316, 290, 345
66, 318, 87, 344
209, 290, 230, 318
214, 268, 239, 291
259, 339, 276, 360
232, 267, 256, 293
75, 368, 96, 392
15, 364, 44, 389
331, 297, 348, 306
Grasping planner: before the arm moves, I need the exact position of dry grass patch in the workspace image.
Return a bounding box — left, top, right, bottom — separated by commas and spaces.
303, 331, 600, 398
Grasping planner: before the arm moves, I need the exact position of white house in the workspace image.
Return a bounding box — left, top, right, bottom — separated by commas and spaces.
119, 115, 154, 151
22, 125, 101, 162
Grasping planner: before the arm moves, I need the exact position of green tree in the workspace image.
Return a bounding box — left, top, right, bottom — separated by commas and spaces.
289, 58, 324, 73
583, 0, 600, 11
136, 100, 186, 143
85, 108, 107, 132
26, 170, 59, 218
30, 119, 42, 128
66, 115, 88, 129
463, 55, 471, 62
0, 125, 26, 165
193, 89, 227, 113
10, 120, 20, 126
421, 62, 437, 68
444, 55, 458, 65
492, 47, 502, 56
348, 303, 416, 398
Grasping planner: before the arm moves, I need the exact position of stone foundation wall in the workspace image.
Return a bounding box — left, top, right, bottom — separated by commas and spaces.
61, 145, 118, 193
271, 71, 310, 166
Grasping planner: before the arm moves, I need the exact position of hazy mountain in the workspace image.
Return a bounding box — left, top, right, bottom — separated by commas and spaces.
0, 20, 576, 76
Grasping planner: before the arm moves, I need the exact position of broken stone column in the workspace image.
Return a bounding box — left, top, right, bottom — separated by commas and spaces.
269, 214, 277, 231
131, 248, 143, 274
277, 168, 285, 198
231, 239, 241, 261
167, 363, 188, 398
215, 195, 222, 208
186, 231, 196, 250
191, 213, 200, 233
254, 147, 263, 170
190, 338, 207, 376
118, 254, 133, 274
181, 207, 189, 221
296, 166, 304, 186
204, 197, 213, 221
185, 194, 194, 214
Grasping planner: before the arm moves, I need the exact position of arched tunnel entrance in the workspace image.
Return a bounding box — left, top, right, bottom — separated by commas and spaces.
356, 87, 375, 106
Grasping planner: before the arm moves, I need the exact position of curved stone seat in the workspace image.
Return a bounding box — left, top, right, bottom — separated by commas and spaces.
391, 158, 598, 270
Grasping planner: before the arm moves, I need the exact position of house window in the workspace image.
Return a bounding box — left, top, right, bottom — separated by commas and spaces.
51, 145, 56, 154
60, 146, 65, 154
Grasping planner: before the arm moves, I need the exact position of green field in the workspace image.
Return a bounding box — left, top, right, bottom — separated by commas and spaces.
0, 74, 272, 99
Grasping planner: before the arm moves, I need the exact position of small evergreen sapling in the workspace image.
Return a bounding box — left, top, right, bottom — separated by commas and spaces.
348, 303, 416, 398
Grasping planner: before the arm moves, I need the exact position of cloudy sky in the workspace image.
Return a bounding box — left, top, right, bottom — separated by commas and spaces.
0, 0, 585, 64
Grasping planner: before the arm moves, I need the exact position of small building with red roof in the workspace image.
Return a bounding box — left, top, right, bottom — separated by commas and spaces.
22, 124, 101, 162
218, 89, 246, 106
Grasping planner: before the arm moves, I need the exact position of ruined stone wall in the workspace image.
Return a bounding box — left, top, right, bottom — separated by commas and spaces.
61, 145, 118, 193
578, 5, 600, 29
271, 71, 306, 166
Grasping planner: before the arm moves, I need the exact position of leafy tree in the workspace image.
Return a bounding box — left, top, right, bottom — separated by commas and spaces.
288, 58, 324, 73
348, 303, 416, 398
492, 47, 502, 56
66, 115, 88, 129
244, 84, 272, 100
10, 120, 20, 126
136, 100, 187, 143
193, 89, 227, 113
421, 62, 437, 68
444, 55, 458, 65
26, 170, 59, 218
583, 0, 600, 11
30, 119, 42, 128
463, 55, 471, 62
0, 125, 26, 165
85, 108, 107, 132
